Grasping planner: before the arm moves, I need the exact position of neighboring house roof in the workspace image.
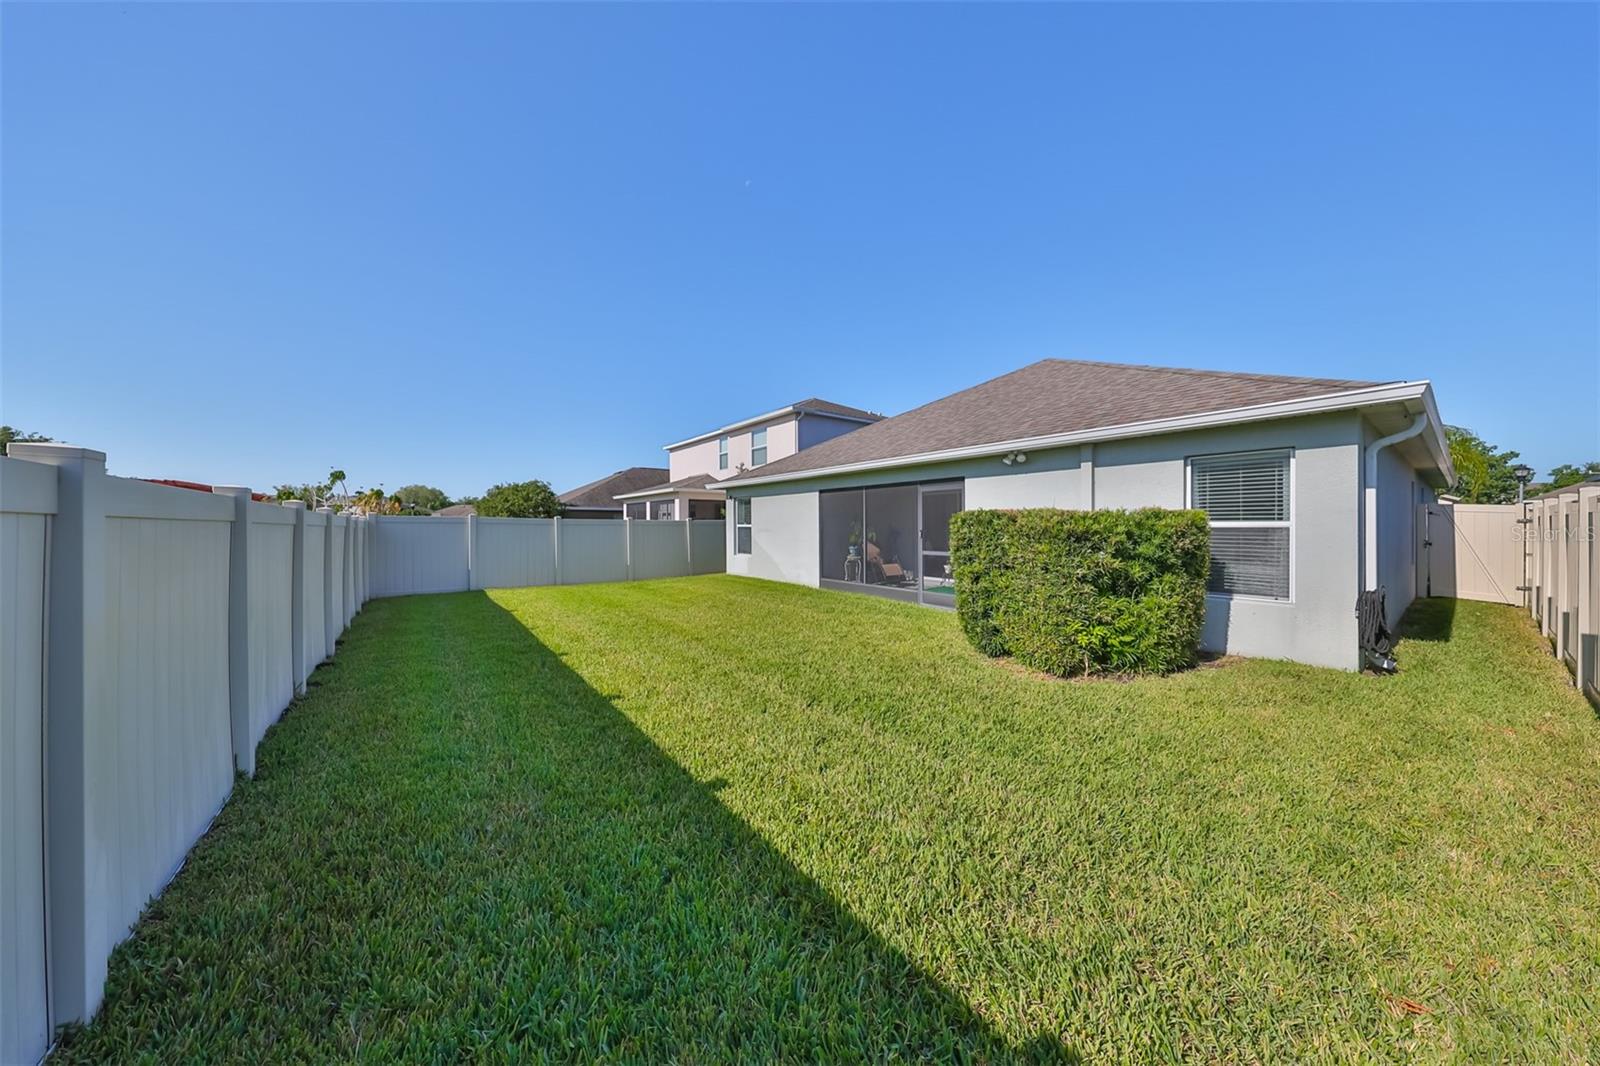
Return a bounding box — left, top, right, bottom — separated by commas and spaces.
1531, 477, 1600, 500
664, 398, 884, 451
433, 503, 477, 516
141, 479, 271, 502
613, 473, 730, 500
720, 358, 1451, 488
558, 466, 671, 510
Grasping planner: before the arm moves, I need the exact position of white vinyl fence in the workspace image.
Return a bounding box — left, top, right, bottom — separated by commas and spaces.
370, 513, 726, 597
1527, 486, 1599, 708
0, 442, 724, 1062
1417, 502, 1525, 605
0, 445, 374, 1065
1426, 487, 1600, 709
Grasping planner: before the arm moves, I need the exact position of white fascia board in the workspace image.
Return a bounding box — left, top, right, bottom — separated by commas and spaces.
723, 381, 1442, 490
613, 484, 729, 501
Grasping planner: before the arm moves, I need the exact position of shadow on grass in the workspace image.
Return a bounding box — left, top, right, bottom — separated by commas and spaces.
58, 590, 1073, 1061
462, 592, 1073, 1061
1399, 595, 1456, 642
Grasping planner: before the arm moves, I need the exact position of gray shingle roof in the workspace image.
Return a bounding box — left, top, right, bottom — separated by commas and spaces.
614, 472, 728, 498
722, 359, 1388, 484
791, 398, 883, 422
558, 467, 670, 509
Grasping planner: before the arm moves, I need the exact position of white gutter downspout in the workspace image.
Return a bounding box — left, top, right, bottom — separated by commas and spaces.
1364, 414, 1429, 590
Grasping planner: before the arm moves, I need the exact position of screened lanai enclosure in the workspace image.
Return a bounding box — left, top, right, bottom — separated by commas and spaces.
818, 482, 964, 605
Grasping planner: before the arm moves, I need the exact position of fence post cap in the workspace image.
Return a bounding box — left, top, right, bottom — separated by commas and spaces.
212, 485, 252, 498
5, 442, 107, 463
282, 500, 306, 510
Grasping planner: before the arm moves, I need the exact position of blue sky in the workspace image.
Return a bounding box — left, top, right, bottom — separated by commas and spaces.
4, 3, 1595, 497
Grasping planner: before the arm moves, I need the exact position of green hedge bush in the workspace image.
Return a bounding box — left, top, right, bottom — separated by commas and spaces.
949, 508, 1211, 677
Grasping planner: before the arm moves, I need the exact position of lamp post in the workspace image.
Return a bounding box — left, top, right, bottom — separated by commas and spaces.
1512, 463, 1534, 505
1513, 464, 1535, 610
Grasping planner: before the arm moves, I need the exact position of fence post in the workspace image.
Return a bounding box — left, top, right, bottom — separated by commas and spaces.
1577, 487, 1596, 697
317, 508, 337, 659
343, 516, 355, 627
467, 513, 479, 590
685, 517, 693, 574
626, 516, 634, 581
9, 443, 109, 1025
215, 486, 257, 776
284, 501, 308, 693
552, 515, 561, 585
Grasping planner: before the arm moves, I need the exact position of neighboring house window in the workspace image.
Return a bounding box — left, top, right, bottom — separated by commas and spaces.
625, 502, 646, 520
718, 436, 729, 471
734, 498, 752, 554
1188, 450, 1292, 600
652, 499, 676, 521
750, 427, 768, 467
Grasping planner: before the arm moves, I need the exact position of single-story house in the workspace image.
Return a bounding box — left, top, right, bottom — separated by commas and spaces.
558, 466, 671, 519
614, 398, 884, 520
718, 359, 1453, 671
432, 503, 477, 517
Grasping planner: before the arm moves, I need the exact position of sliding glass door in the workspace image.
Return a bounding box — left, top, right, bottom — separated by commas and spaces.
818, 480, 963, 606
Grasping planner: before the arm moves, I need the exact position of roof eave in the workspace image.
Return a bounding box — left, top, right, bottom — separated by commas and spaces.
662, 406, 801, 452
613, 484, 730, 501
722, 380, 1448, 490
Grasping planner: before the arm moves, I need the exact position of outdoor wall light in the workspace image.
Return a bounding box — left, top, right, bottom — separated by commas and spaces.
1001, 451, 1028, 466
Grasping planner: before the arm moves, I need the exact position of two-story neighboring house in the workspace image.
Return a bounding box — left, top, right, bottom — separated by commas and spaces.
613, 398, 883, 520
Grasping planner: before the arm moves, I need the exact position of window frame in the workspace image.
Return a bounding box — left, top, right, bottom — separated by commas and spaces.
750, 427, 768, 467
718, 436, 729, 471
1184, 447, 1295, 604
734, 497, 752, 554
651, 499, 676, 521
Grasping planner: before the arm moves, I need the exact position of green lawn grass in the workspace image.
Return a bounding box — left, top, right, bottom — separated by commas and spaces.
56, 576, 1600, 1063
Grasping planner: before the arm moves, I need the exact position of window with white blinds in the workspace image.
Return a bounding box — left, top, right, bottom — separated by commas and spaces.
1188, 450, 1292, 599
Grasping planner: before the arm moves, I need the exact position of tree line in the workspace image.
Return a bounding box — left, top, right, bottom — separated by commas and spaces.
270, 471, 563, 518
1445, 426, 1598, 504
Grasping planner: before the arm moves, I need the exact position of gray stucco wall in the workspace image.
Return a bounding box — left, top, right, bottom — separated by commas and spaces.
727, 490, 820, 586
1093, 413, 1363, 670
727, 411, 1375, 670
1369, 423, 1432, 629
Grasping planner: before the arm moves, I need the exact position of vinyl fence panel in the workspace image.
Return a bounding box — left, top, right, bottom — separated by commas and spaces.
629, 519, 691, 581
373, 515, 470, 597
246, 502, 296, 759
99, 479, 234, 998
0, 457, 54, 1066
474, 517, 557, 589
557, 519, 630, 586
690, 520, 726, 575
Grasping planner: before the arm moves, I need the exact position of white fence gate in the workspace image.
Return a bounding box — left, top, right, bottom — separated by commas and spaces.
1417, 502, 1524, 605
1422, 488, 1599, 710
